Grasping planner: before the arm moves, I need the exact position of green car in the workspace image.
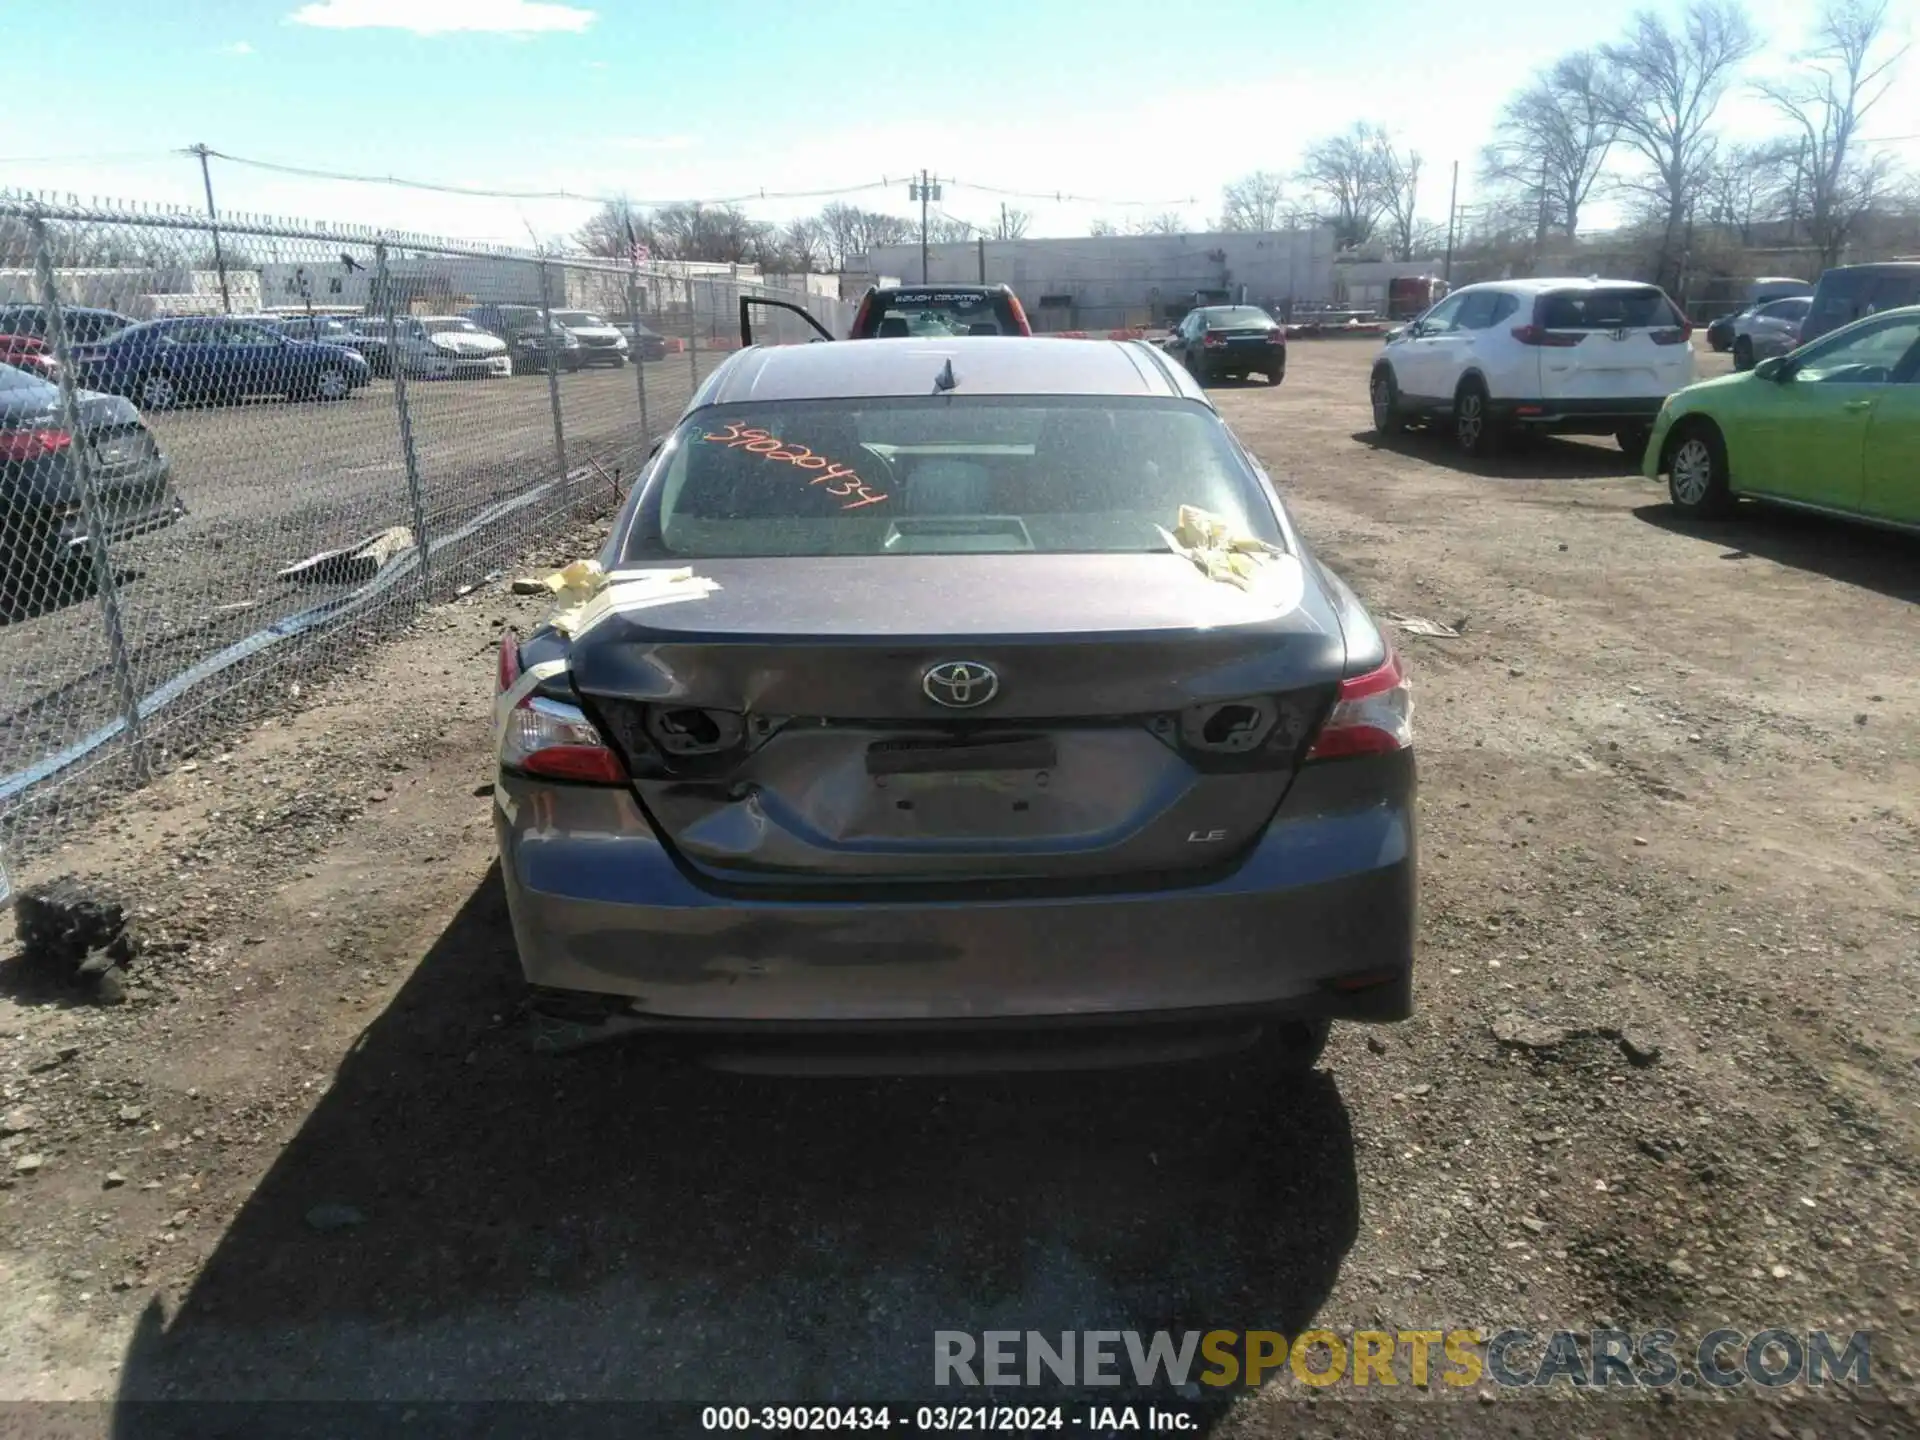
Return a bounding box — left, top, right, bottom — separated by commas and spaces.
1644, 305, 1920, 530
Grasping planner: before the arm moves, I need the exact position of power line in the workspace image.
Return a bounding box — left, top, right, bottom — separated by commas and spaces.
946, 178, 1198, 208
0, 150, 173, 166
190, 148, 905, 208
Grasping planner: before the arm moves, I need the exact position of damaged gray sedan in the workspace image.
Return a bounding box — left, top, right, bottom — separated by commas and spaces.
492, 335, 1415, 1074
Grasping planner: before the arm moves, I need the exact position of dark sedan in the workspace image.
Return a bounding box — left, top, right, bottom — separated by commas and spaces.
493, 335, 1413, 1072
1168, 305, 1287, 385
1, 362, 185, 613
264, 314, 394, 377
68, 316, 371, 409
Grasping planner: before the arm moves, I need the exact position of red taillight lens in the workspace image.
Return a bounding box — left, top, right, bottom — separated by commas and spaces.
1306, 651, 1413, 761
1265, 331, 1284, 345
502, 695, 626, 785
1649, 323, 1692, 345
0, 426, 73, 462
497, 627, 521, 693
1510, 325, 1585, 347
1006, 294, 1033, 336
1202, 332, 1226, 347
851, 293, 873, 338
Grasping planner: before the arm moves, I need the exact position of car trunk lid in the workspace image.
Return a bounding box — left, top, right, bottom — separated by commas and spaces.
1527, 285, 1695, 401
566, 553, 1348, 888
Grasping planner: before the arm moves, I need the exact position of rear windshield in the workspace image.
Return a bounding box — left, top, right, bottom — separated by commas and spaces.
1537, 287, 1681, 330
423, 318, 481, 335
1811, 268, 1920, 326
553, 311, 607, 327
1202, 308, 1276, 328
860, 290, 1020, 338
629, 396, 1282, 559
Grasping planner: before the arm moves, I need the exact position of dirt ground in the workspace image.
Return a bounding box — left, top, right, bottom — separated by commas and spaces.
0, 338, 1915, 1436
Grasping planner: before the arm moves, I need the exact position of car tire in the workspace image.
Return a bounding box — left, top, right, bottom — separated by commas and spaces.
1452, 378, 1501, 457
1665, 420, 1733, 518
1732, 337, 1754, 372
1708, 330, 1730, 354
1247, 1018, 1332, 1075
1370, 367, 1403, 434
309, 366, 351, 402
1265, 365, 1284, 386
136, 371, 180, 411
1615, 424, 1653, 465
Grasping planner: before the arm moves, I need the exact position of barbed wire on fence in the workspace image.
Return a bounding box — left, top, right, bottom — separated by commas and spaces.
0, 194, 855, 879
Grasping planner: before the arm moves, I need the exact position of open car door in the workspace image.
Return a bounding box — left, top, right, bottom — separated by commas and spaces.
739, 295, 837, 347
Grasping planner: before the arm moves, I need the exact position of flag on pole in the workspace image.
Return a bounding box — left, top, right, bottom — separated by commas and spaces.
623, 210, 650, 265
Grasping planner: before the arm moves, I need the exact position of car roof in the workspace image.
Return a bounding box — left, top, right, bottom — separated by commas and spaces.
1819, 261, 1920, 275
707, 336, 1196, 404
873, 284, 1008, 294
1463, 277, 1667, 295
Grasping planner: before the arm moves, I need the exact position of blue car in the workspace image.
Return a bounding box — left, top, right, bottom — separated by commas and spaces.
69, 316, 371, 410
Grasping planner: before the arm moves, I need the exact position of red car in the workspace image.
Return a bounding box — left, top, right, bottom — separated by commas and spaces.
0, 335, 58, 381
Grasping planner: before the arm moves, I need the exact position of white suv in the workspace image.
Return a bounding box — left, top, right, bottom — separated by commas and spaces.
1369, 279, 1696, 461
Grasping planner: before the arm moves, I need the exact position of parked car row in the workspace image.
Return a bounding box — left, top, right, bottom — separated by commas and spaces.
1368, 271, 1919, 537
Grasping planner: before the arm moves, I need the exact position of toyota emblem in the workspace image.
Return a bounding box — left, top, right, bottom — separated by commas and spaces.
922, 660, 999, 709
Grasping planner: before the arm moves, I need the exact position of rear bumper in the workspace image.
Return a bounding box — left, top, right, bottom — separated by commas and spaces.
1198, 348, 1285, 375
5, 453, 184, 557
1490, 395, 1668, 433
494, 755, 1417, 1028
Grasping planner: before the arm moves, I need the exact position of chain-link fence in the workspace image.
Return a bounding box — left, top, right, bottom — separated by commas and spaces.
0, 194, 854, 874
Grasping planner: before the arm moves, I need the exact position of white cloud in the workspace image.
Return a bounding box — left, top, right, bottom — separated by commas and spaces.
612, 135, 695, 152
585, 60, 608, 69
221, 40, 256, 55
287, 0, 595, 36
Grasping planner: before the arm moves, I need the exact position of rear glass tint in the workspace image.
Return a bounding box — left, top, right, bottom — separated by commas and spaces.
1202, 308, 1276, 327
1538, 288, 1680, 330
631, 396, 1283, 559
862, 290, 1019, 337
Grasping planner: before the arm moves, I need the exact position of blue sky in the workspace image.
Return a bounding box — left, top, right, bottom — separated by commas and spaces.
4, 0, 1916, 246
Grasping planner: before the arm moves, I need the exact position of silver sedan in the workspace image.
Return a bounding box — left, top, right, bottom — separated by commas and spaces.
1730, 296, 1812, 371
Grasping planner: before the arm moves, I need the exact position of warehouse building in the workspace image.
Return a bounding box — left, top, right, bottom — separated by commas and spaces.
859, 228, 1340, 330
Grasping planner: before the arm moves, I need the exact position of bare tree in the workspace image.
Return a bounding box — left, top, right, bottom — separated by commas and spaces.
778, 217, 826, 272
1701, 139, 1797, 243
993, 206, 1033, 240
1595, 1, 1762, 291
1372, 134, 1424, 256
817, 202, 915, 268
1297, 125, 1392, 248
1135, 211, 1188, 235
1088, 218, 1119, 237
1218, 171, 1289, 231
1757, 0, 1909, 267
1482, 51, 1619, 238
925, 213, 977, 244
574, 201, 660, 260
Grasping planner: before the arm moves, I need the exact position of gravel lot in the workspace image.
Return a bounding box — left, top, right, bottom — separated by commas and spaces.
0, 357, 718, 830
0, 338, 1914, 1435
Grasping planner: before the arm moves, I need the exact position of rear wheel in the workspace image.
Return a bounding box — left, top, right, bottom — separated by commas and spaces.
1453, 378, 1501, 457
1247, 1018, 1332, 1076
1665, 420, 1733, 518
1615, 424, 1653, 465
310, 365, 351, 402
1370, 367, 1403, 433
1265, 365, 1284, 386
136, 371, 180, 410
1732, 336, 1754, 372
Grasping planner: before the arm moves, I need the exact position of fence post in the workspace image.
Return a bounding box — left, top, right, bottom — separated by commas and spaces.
376, 242, 432, 600
685, 272, 700, 386
29, 215, 148, 781
536, 258, 571, 503
625, 264, 650, 446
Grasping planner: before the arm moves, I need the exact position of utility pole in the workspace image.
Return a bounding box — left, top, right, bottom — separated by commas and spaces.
1442, 160, 1459, 285
190, 144, 232, 315
908, 169, 940, 283
977, 234, 986, 283
1000, 202, 1008, 240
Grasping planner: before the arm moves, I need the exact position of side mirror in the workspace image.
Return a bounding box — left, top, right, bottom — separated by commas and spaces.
1403, 322, 1425, 339
1753, 355, 1787, 382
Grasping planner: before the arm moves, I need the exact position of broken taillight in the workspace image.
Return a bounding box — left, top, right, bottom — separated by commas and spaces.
1305, 651, 1413, 761
495, 627, 625, 785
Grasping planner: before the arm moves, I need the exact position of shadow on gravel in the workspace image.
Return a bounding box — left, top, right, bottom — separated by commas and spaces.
1634, 502, 1920, 605
113, 864, 1360, 1426
1351, 429, 1639, 481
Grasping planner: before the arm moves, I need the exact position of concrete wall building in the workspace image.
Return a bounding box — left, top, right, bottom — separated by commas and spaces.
859, 228, 1339, 330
